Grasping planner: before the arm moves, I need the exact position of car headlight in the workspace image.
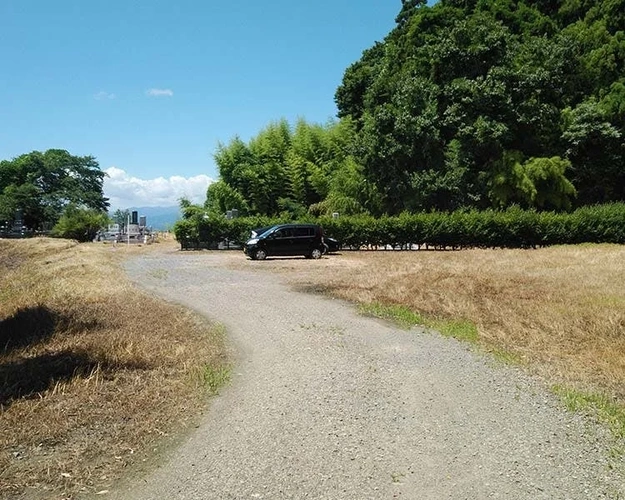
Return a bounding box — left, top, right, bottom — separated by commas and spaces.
247, 238, 259, 245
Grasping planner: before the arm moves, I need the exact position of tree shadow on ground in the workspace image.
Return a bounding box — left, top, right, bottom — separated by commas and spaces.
0, 306, 58, 353
0, 306, 101, 354
0, 350, 150, 407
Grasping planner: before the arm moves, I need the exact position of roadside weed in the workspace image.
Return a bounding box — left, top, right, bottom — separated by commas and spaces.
428, 318, 478, 343
199, 364, 231, 394
358, 302, 479, 345
487, 347, 523, 365
553, 385, 625, 443
358, 302, 423, 329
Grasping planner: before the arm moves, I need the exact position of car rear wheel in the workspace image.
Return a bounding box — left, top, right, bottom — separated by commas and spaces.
254, 249, 267, 260
310, 248, 323, 259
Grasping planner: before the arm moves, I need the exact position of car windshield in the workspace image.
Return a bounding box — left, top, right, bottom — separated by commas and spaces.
251, 226, 274, 238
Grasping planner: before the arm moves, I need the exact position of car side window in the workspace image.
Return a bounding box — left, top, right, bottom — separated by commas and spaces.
294, 227, 311, 237
274, 228, 293, 238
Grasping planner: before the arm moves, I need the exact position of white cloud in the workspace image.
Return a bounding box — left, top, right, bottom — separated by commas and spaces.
145, 88, 174, 97
103, 167, 213, 209
94, 91, 116, 100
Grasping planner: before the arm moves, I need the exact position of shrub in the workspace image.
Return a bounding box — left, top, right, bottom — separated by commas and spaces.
51, 205, 109, 242
173, 203, 625, 250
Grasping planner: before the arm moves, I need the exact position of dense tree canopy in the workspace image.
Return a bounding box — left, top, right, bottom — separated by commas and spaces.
335, 0, 625, 213
207, 0, 624, 217
0, 149, 109, 230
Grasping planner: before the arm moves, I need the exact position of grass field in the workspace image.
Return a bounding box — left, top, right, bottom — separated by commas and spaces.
247, 245, 625, 435
0, 238, 228, 498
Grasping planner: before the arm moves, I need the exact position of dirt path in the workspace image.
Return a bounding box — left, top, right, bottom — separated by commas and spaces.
117, 250, 624, 499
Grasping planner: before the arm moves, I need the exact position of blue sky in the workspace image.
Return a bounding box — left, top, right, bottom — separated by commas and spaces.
1, 0, 402, 209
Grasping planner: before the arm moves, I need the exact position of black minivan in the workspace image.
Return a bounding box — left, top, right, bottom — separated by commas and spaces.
244, 224, 326, 260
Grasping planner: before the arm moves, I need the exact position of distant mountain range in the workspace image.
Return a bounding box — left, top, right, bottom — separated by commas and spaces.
126, 206, 181, 230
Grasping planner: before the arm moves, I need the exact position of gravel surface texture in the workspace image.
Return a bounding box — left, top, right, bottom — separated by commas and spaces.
117, 250, 624, 499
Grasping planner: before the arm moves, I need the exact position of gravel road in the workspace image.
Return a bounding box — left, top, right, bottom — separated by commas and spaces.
118, 250, 624, 499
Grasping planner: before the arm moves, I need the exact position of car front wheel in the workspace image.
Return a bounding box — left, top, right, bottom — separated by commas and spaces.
254, 249, 267, 260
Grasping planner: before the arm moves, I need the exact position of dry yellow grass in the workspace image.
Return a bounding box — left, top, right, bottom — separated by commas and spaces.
244, 245, 625, 403
0, 238, 228, 499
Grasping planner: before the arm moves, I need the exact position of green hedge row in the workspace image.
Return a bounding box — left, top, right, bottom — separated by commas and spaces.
174, 203, 625, 250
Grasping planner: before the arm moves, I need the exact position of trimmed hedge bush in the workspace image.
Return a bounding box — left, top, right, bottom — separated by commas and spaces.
174, 203, 625, 250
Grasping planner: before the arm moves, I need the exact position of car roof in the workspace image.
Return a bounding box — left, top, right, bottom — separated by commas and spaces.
274, 223, 319, 228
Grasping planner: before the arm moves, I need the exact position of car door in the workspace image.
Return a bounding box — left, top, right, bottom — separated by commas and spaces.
269, 227, 294, 256
293, 226, 312, 255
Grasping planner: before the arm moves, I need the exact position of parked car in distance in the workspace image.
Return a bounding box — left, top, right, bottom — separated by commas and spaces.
250, 226, 340, 254
244, 224, 326, 260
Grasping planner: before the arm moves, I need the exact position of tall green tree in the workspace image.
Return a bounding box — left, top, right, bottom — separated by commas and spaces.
0, 149, 109, 229
334, 0, 625, 212
111, 208, 130, 227
562, 98, 624, 204
211, 118, 377, 217
205, 180, 250, 215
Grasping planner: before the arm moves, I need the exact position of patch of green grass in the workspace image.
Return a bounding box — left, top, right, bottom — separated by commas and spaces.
358, 303, 423, 329
428, 318, 479, 343
552, 385, 625, 442
358, 302, 479, 344
486, 346, 523, 365
212, 322, 227, 336
199, 365, 231, 394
